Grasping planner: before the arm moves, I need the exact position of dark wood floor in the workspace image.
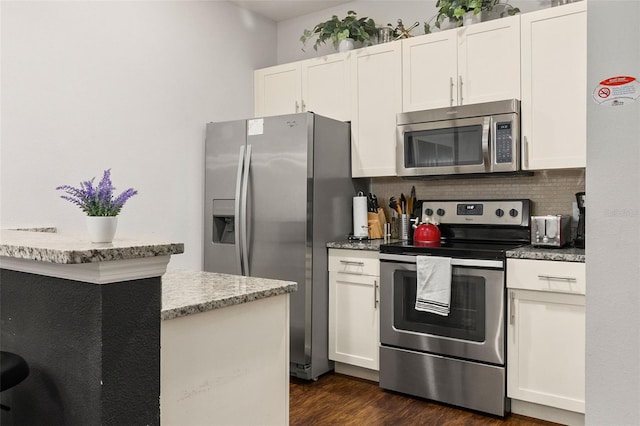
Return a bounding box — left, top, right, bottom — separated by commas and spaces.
290, 372, 559, 426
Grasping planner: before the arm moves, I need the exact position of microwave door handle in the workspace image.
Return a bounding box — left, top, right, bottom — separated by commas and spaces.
482, 117, 491, 172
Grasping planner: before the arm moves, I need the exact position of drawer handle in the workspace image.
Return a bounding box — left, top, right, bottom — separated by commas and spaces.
537, 274, 578, 282
337, 271, 366, 276
340, 260, 365, 266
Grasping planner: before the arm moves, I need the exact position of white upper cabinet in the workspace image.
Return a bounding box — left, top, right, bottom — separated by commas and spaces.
403, 15, 520, 112
254, 54, 351, 121
402, 31, 458, 111
302, 53, 352, 122
351, 41, 402, 177
521, 2, 587, 170
254, 62, 301, 117
458, 15, 521, 105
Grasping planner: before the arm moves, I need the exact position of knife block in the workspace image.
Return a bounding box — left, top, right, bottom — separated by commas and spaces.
368, 213, 383, 239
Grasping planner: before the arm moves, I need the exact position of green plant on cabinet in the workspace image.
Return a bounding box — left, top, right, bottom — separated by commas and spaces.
424, 0, 520, 34
300, 10, 377, 51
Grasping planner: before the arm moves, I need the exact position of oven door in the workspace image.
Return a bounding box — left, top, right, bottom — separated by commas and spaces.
379, 253, 506, 365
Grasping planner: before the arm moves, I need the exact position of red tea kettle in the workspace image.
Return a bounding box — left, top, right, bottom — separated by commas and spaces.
413, 216, 441, 245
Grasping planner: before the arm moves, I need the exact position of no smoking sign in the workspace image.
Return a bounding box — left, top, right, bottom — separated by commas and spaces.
593, 76, 640, 106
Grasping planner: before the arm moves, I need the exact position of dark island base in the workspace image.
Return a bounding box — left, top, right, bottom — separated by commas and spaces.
0, 269, 161, 426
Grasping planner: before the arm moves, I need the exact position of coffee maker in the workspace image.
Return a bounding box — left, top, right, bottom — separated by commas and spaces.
575, 192, 585, 248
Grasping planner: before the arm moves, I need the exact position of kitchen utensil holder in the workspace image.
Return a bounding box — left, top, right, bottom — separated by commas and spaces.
400, 214, 410, 240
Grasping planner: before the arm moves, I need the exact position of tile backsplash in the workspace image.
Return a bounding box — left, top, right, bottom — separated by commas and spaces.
371, 169, 585, 217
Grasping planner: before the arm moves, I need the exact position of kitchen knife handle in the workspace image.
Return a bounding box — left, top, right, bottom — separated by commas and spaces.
234, 145, 246, 275
241, 144, 252, 276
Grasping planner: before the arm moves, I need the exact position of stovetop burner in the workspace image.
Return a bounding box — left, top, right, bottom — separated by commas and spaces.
381, 199, 532, 260
380, 239, 528, 261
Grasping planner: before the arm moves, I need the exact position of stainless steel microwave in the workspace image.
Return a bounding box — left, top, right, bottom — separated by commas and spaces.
396, 99, 520, 177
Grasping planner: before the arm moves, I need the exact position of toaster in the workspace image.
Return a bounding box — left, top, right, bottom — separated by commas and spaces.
531, 215, 572, 247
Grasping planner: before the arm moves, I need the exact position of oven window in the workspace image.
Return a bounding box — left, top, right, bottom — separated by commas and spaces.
393, 269, 486, 342
404, 125, 483, 168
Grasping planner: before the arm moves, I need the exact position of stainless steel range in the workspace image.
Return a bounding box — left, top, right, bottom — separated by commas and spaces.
378, 199, 531, 417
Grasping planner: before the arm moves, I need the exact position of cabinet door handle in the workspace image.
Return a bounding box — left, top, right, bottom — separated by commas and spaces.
459, 75, 463, 105
509, 291, 515, 325
295, 101, 300, 112
340, 260, 365, 266
524, 136, 529, 169
450, 77, 455, 106
301, 100, 306, 112
373, 279, 379, 309
537, 274, 578, 282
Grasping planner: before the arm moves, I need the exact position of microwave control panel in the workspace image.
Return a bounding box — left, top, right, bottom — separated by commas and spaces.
495, 122, 513, 164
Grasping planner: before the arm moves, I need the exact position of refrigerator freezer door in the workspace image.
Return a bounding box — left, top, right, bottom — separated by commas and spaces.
245, 114, 312, 367
204, 120, 247, 275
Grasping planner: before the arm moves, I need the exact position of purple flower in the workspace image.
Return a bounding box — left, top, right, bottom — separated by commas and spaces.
56, 169, 138, 216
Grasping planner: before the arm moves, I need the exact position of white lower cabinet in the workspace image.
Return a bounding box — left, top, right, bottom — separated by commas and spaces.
328, 249, 379, 372
507, 258, 585, 422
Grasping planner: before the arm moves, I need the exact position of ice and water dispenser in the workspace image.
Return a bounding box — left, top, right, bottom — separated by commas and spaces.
211, 199, 235, 244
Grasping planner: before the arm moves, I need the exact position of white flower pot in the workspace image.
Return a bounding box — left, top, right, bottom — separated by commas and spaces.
86, 216, 118, 243
462, 11, 482, 27
338, 38, 355, 52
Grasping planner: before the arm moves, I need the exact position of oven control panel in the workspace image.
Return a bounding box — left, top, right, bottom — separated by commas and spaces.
420, 200, 530, 226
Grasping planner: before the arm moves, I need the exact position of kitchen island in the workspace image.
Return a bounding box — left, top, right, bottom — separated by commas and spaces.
0, 229, 183, 426
161, 270, 296, 425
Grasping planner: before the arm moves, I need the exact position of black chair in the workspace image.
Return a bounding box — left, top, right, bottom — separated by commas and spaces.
0, 351, 30, 411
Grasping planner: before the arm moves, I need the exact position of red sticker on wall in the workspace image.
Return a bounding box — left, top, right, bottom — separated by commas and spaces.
593, 75, 639, 106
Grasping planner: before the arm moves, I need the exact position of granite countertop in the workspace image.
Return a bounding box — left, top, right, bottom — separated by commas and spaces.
0, 229, 184, 264
507, 245, 585, 263
327, 238, 401, 251
161, 269, 297, 320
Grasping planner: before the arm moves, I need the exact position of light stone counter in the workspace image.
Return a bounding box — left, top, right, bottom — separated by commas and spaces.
161, 269, 297, 320
506, 245, 585, 263
0, 229, 183, 264
327, 238, 401, 251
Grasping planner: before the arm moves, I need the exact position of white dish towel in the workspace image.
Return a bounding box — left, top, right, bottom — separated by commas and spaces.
415, 256, 452, 316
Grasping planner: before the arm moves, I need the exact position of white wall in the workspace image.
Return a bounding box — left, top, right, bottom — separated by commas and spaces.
586, 1, 640, 424
276, 0, 552, 64
0, 1, 277, 270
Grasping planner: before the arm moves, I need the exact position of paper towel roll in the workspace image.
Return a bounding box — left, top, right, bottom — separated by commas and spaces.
353, 196, 369, 238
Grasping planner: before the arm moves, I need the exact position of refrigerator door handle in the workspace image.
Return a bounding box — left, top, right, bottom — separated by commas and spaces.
234, 145, 246, 275
241, 144, 252, 275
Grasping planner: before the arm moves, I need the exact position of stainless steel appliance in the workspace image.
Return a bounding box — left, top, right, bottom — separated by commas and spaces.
575, 192, 585, 248
379, 199, 531, 416
396, 99, 520, 177
204, 112, 353, 380
531, 215, 572, 247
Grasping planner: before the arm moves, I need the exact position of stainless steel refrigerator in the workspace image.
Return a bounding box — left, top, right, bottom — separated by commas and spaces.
204, 112, 354, 380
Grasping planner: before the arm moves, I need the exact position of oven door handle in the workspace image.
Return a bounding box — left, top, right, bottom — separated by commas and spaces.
379, 253, 503, 269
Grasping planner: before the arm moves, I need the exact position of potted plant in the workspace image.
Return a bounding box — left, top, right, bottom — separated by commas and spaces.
56, 169, 138, 243
424, 0, 520, 34
300, 10, 377, 52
